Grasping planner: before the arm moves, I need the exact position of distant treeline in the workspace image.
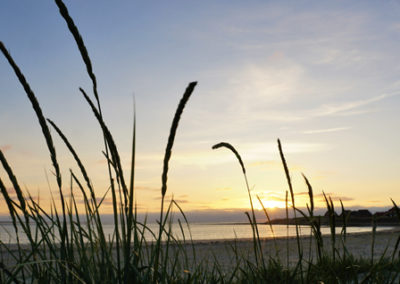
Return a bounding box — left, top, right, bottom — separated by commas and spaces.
270, 207, 400, 226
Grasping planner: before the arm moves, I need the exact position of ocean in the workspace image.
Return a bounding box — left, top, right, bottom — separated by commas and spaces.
0, 221, 393, 244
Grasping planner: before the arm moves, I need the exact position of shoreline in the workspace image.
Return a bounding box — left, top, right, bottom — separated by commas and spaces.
1, 225, 397, 246
185, 228, 400, 269
185, 226, 400, 245
3, 229, 399, 269
4, 227, 397, 245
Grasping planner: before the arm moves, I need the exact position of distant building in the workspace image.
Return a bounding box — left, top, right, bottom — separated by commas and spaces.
386, 207, 398, 218
352, 209, 372, 218
324, 211, 338, 217
339, 210, 352, 217
339, 209, 371, 218
373, 207, 398, 218
373, 211, 387, 217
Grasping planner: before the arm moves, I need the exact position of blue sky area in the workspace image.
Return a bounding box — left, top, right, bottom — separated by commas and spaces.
1, 1, 400, 215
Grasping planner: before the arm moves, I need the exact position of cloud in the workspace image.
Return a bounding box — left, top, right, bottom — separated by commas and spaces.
157, 141, 328, 170
108, 139, 328, 181
194, 4, 399, 126
249, 160, 302, 171
265, 195, 287, 202
266, 92, 396, 122
256, 92, 397, 122
95, 159, 107, 165
95, 197, 114, 206
302, 127, 351, 134
314, 192, 354, 202
0, 144, 12, 152
134, 186, 159, 192
226, 62, 305, 108
248, 142, 329, 155
216, 187, 232, 191
289, 191, 354, 202
256, 191, 288, 202
154, 195, 189, 204
278, 191, 355, 204
240, 93, 391, 122
173, 199, 189, 204
311, 93, 394, 117
249, 160, 282, 167
213, 142, 329, 164
0, 187, 18, 202
202, 44, 400, 126
73, 196, 115, 206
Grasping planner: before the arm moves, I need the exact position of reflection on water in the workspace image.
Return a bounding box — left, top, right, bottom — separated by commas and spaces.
0, 222, 394, 244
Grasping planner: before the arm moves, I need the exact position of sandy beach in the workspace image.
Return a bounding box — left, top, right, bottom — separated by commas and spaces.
2, 228, 399, 272
181, 228, 400, 270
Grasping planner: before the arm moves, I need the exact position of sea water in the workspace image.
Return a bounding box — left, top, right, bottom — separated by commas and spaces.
0, 221, 393, 244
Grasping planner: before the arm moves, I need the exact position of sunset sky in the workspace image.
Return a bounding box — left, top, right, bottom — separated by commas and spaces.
1, 1, 400, 216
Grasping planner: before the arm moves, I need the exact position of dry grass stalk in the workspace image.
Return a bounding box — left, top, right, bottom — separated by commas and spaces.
161, 81, 197, 197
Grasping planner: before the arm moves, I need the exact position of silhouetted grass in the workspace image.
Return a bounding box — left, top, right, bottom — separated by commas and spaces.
1, 0, 400, 283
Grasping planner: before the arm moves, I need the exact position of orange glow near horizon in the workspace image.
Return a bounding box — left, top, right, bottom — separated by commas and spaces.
256, 199, 287, 209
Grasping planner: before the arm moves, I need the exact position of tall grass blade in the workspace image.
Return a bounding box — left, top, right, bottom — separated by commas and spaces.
53, 0, 100, 106
154, 81, 197, 281
212, 142, 265, 267
161, 82, 197, 197
0, 42, 62, 191
124, 98, 137, 282
278, 139, 303, 279
0, 42, 69, 282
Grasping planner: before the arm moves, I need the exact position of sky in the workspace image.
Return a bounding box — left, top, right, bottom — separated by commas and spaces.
1, 1, 400, 217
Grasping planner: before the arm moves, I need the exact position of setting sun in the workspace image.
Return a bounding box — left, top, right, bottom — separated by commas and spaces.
257, 199, 286, 209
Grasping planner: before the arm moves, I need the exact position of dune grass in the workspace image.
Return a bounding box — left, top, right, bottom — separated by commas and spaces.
1, 0, 400, 283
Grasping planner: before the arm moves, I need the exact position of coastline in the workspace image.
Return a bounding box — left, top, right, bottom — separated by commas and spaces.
3, 228, 399, 271
178, 228, 400, 269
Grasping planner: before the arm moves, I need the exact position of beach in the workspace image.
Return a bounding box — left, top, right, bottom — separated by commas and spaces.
3, 228, 399, 272
179, 228, 400, 270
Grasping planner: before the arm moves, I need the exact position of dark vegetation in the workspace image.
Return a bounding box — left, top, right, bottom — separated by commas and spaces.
271, 207, 400, 226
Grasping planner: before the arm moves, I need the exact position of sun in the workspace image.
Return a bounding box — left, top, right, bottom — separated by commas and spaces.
256, 199, 286, 209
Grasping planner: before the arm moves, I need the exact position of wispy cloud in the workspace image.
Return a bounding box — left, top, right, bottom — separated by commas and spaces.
159, 141, 329, 168
154, 195, 190, 204
302, 127, 351, 134
263, 195, 287, 202
216, 187, 232, 191
291, 191, 354, 202
315, 192, 354, 202
249, 160, 302, 171
0, 187, 17, 202
135, 186, 159, 192
258, 92, 397, 122
277, 92, 397, 122
244, 142, 329, 156
202, 54, 399, 126
311, 93, 394, 117
76, 197, 114, 206
0, 144, 12, 152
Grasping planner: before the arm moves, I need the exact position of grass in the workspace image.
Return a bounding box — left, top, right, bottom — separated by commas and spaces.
1, 0, 400, 282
